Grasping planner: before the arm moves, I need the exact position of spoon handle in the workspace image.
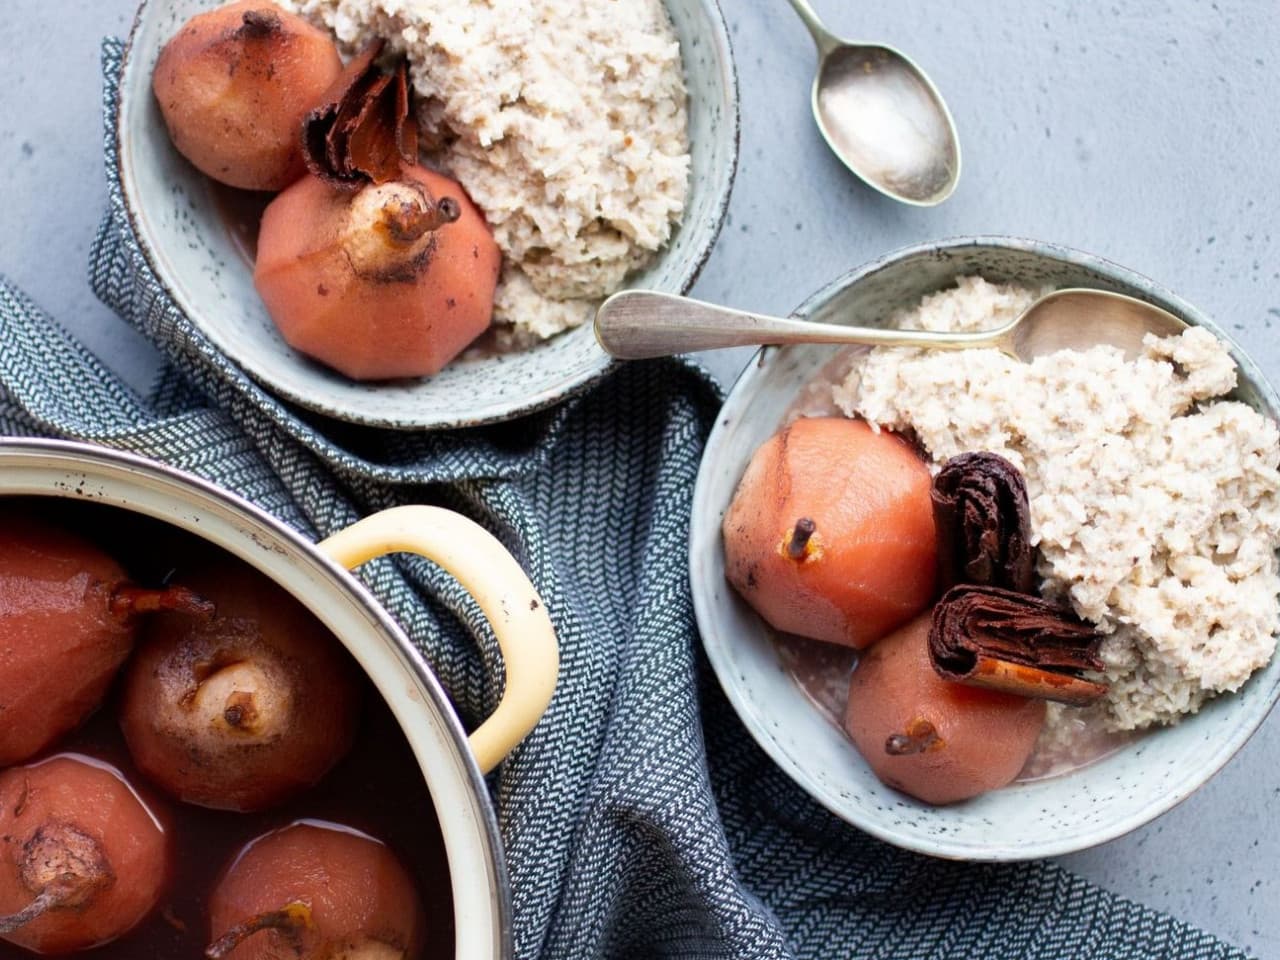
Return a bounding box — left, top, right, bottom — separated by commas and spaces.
593, 291, 1009, 360
783, 0, 841, 55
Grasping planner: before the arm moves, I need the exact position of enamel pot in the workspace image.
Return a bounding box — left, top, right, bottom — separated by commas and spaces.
0, 438, 559, 959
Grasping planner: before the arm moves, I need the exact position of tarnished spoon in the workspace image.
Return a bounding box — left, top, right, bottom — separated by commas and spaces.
786, 0, 961, 205
593, 288, 1189, 362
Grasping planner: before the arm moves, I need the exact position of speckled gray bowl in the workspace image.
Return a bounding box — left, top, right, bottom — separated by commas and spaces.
117, 0, 738, 430
690, 236, 1280, 860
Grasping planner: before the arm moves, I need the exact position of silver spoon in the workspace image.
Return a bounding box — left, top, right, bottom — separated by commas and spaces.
593, 288, 1189, 362
786, 0, 961, 205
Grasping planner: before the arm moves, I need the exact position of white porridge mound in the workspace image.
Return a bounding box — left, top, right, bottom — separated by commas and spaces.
283, 0, 691, 345
832, 276, 1280, 731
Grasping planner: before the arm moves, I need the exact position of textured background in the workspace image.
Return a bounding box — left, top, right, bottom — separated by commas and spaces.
2, 0, 1278, 955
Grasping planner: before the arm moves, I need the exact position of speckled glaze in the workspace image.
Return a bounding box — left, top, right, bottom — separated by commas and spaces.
690, 237, 1280, 860
116, 0, 739, 430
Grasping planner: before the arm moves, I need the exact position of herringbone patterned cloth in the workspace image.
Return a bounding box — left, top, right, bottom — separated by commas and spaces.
0, 39, 1251, 960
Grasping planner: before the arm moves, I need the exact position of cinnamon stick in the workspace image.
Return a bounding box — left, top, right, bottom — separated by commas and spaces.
931, 451, 1035, 593
303, 40, 418, 188
929, 585, 1107, 706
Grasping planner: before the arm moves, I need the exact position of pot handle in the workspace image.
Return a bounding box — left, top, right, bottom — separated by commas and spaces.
318, 506, 558, 774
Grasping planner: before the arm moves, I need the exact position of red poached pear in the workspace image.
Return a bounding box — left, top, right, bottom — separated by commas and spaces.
152, 1, 344, 190
0, 513, 212, 767
206, 821, 426, 959
119, 557, 360, 812
0, 755, 168, 954
254, 165, 502, 380
844, 613, 1046, 804
723, 417, 938, 649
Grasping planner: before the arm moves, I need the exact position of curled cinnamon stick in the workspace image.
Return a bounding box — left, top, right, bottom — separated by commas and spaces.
303, 40, 418, 188
931, 452, 1035, 593
929, 585, 1107, 706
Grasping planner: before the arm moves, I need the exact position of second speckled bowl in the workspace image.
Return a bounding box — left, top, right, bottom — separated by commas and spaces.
690, 236, 1280, 860
116, 0, 738, 429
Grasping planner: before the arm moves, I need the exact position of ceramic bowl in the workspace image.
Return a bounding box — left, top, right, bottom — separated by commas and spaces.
690, 236, 1280, 860
0, 438, 558, 957
116, 0, 738, 430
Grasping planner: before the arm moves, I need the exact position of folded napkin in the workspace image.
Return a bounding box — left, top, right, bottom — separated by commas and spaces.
0, 38, 1250, 960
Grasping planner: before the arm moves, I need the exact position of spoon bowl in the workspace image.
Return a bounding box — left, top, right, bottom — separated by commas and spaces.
787, 0, 960, 205
593, 287, 1190, 361
1005, 288, 1189, 359
813, 44, 960, 205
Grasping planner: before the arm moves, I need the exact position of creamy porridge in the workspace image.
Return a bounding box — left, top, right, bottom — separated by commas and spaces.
790, 276, 1280, 762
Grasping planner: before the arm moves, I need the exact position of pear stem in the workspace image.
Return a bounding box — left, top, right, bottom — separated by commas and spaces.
206, 902, 313, 959
0, 887, 67, 933
884, 717, 945, 756
382, 194, 460, 245
786, 518, 816, 560
239, 9, 282, 39
0, 823, 114, 933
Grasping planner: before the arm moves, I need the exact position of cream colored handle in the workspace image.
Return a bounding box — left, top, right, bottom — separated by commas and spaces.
319, 506, 558, 774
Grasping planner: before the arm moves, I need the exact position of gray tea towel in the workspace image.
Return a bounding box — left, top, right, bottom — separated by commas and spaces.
0, 38, 1252, 960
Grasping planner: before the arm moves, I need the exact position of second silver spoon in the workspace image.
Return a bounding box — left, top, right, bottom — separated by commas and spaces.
786, 0, 961, 205
594, 288, 1189, 362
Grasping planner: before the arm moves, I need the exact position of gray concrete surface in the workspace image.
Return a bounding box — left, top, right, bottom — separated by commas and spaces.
2, 0, 1278, 955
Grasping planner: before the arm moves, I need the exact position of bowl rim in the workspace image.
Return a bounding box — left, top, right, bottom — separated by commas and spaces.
115, 0, 740, 431
0, 437, 513, 954
691, 234, 1280, 860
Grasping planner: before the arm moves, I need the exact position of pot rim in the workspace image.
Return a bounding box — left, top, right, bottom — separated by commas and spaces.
0, 437, 512, 957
